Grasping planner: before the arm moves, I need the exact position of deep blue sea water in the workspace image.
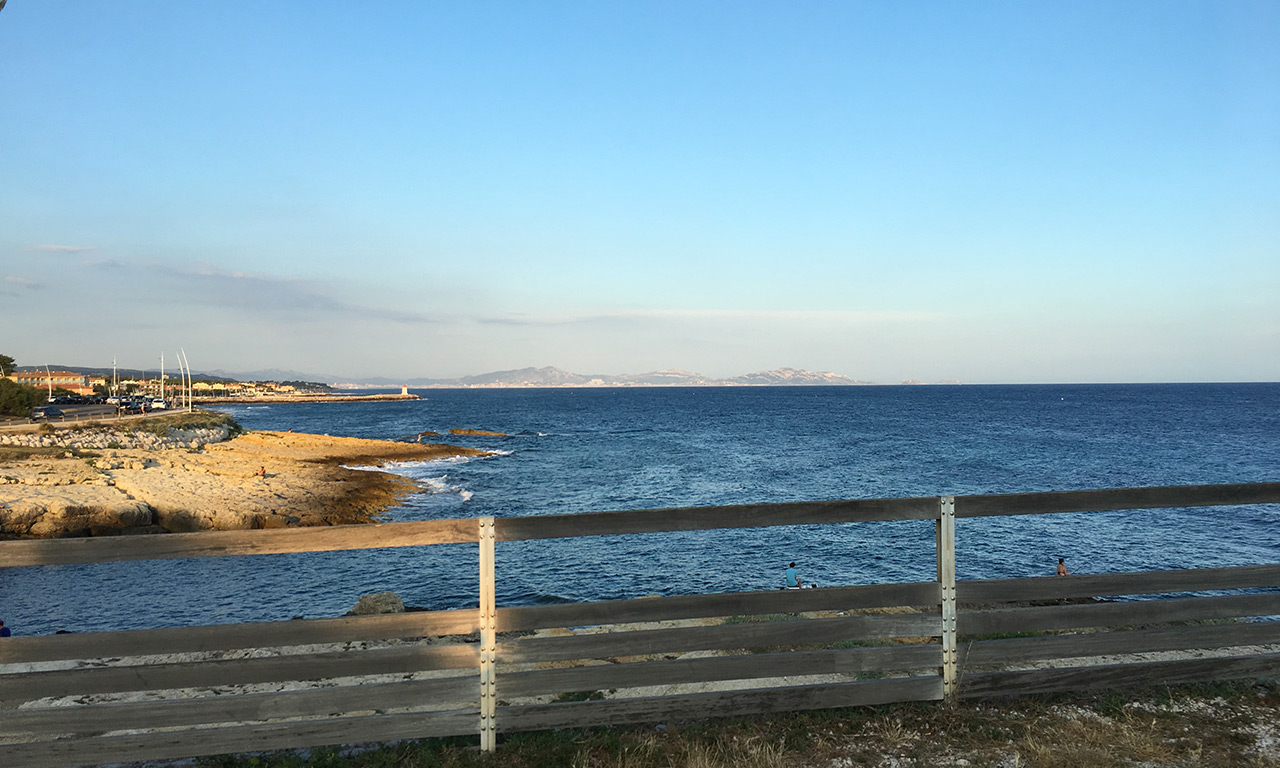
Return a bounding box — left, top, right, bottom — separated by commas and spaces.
3, 384, 1278, 635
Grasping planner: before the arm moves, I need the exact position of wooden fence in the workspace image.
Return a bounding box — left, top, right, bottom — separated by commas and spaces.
1, 482, 1278, 768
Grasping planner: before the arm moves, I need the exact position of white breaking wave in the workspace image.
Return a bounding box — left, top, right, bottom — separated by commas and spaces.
384, 455, 477, 469
363, 458, 480, 501
419, 476, 451, 493
413, 473, 472, 501
345, 449, 510, 506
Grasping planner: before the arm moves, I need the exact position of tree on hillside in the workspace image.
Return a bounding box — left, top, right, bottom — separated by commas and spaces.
0, 353, 14, 377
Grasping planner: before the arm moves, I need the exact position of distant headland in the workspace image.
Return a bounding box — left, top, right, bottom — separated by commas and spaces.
335, 366, 890, 389
10, 364, 963, 401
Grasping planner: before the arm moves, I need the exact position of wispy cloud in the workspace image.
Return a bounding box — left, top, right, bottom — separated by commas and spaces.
137, 261, 444, 325
0, 275, 42, 298
613, 308, 940, 322
475, 308, 939, 327
475, 313, 591, 327
26, 244, 96, 254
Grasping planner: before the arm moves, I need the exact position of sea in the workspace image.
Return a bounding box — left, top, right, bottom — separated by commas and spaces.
3, 383, 1278, 636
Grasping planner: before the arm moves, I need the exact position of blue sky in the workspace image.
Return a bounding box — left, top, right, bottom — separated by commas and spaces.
2, 2, 1277, 383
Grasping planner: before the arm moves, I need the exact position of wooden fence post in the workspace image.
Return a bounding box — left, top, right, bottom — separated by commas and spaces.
936, 496, 957, 701
478, 517, 497, 751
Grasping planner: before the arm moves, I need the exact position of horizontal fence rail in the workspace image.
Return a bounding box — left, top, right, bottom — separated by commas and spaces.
497, 581, 942, 632
0, 608, 480, 665
956, 482, 1280, 518
958, 564, 1280, 604
1, 482, 1277, 768
0, 518, 481, 568
2, 483, 1278, 568
4, 482, 1279, 569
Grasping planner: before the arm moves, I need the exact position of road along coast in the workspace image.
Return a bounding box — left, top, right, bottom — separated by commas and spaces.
0, 422, 486, 538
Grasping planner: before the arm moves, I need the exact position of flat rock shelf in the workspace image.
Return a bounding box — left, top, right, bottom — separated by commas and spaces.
0, 428, 486, 538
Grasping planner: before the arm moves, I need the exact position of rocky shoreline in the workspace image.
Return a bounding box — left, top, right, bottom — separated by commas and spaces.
0, 425, 485, 538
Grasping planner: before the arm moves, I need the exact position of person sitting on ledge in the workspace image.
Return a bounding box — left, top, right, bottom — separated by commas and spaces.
1057, 557, 1069, 576
785, 562, 802, 589
0, 618, 11, 637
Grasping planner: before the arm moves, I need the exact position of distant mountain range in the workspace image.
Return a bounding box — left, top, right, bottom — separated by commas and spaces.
331, 366, 875, 389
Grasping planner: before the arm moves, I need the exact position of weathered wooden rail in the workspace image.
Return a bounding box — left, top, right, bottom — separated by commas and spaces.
1, 482, 1278, 768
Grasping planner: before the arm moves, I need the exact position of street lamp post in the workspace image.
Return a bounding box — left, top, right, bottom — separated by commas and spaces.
179, 348, 192, 412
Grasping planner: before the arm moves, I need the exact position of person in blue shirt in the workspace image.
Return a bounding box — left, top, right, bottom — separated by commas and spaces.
785, 562, 802, 589
0, 618, 10, 637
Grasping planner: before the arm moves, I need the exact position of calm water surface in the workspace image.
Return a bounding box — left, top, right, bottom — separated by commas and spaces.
3, 384, 1278, 635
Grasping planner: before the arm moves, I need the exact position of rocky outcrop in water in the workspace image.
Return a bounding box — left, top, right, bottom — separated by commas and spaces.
347, 592, 406, 615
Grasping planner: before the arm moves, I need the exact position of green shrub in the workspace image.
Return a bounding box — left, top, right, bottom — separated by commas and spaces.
154, 410, 243, 434
0, 378, 40, 418
137, 410, 243, 438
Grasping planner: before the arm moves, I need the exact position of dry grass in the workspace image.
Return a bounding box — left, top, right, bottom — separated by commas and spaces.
792, 681, 1280, 768
190, 679, 1280, 768
567, 733, 787, 768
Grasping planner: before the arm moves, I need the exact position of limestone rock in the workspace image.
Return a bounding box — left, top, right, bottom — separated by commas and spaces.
154, 509, 211, 533
210, 510, 260, 530
91, 501, 154, 529
0, 490, 156, 538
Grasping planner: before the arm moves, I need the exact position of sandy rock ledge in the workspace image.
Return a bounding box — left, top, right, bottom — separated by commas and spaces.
0, 428, 486, 538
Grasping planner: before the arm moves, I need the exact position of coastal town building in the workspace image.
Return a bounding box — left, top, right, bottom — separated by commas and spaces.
5, 368, 331, 400
6, 370, 94, 396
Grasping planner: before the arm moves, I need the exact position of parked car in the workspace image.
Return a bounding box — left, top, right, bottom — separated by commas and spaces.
30, 406, 65, 422
149, 399, 169, 410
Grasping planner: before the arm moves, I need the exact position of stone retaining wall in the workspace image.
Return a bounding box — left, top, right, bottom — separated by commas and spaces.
0, 425, 234, 452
